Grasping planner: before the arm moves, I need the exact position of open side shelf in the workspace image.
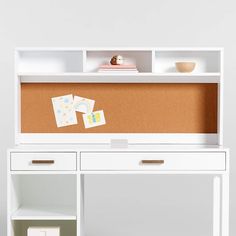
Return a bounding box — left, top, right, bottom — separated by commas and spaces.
11, 220, 76, 236
10, 174, 77, 222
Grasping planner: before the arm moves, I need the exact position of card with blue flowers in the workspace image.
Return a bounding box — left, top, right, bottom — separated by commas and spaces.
51, 94, 78, 127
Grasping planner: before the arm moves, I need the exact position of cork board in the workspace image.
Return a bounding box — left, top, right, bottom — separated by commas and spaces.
21, 83, 217, 133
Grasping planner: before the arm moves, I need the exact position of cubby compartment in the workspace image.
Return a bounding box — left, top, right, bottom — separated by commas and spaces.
85, 50, 152, 72
17, 50, 83, 73
154, 50, 221, 73
10, 220, 76, 236
10, 175, 77, 220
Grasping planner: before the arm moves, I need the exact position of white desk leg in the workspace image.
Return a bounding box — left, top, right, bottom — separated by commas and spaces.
78, 174, 85, 236
221, 174, 229, 236
213, 176, 221, 236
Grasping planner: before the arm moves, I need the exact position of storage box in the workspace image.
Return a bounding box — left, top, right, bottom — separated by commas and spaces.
27, 227, 60, 236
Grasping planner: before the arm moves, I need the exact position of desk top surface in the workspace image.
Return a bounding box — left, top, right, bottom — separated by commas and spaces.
9, 144, 229, 152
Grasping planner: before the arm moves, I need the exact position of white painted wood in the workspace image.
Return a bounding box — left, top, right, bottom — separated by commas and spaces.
11, 206, 76, 220
221, 174, 229, 236
18, 72, 221, 83
80, 152, 226, 171
8, 144, 228, 152
213, 176, 221, 236
10, 171, 78, 175
153, 47, 223, 52
151, 50, 155, 73
15, 51, 21, 145
16, 47, 223, 51
79, 175, 85, 236
82, 50, 87, 72
218, 49, 224, 145
77, 174, 81, 236
19, 133, 219, 144
79, 170, 227, 175
10, 175, 21, 214
7, 152, 12, 236
10, 152, 77, 171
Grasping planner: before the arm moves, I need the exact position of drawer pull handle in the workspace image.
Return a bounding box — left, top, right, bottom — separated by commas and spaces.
141, 160, 164, 164
32, 160, 55, 164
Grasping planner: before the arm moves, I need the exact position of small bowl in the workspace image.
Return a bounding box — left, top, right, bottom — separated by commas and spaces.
175, 62, 196, 73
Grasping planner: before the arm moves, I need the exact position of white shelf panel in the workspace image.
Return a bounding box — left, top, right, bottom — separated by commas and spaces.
10, 171, 78, 175
11, 206, 76, 220
18, 72, 220, 83
19, 133, 219, 145
16, 47, 222, 51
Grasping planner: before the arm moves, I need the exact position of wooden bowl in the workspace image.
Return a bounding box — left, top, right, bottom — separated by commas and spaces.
175, 62, 196, 73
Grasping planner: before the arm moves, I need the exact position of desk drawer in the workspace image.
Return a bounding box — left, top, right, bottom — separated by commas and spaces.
11, 152, 77, 171
81, 152, 226, 171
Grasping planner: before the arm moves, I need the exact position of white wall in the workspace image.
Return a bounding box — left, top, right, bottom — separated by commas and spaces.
0, 0, 236, 235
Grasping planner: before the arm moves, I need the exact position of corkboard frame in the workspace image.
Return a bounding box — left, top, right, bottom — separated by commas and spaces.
17, 83, 219, 145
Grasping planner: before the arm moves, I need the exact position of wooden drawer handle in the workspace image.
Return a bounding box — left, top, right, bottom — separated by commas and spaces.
32, 160, 55, 164
141, 160, 164, 164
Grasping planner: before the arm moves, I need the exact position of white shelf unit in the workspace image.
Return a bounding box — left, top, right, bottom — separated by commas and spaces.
15, 48, 223, 146
16, 48, 222, 83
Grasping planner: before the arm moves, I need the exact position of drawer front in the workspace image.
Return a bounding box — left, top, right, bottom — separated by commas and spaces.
11, 152, 77, 171
81, 152, 226, 171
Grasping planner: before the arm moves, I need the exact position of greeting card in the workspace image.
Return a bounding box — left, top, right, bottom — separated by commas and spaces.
52, 94, 78, 127
82, 110, 106, 128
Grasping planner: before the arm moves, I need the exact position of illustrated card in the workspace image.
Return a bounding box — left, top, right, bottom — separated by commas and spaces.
73, 96, 95, 114
51, 94, 78, 127
82, 110, 106, 128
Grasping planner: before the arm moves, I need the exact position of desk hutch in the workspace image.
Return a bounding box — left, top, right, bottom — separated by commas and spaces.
7, 48, 229, 236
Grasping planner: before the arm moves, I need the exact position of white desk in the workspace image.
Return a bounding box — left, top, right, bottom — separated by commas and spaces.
7, 145, 229, 236
9, 47, 228, 236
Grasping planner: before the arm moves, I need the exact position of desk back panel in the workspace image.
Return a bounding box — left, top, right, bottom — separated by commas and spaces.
21, 83, 217, 133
